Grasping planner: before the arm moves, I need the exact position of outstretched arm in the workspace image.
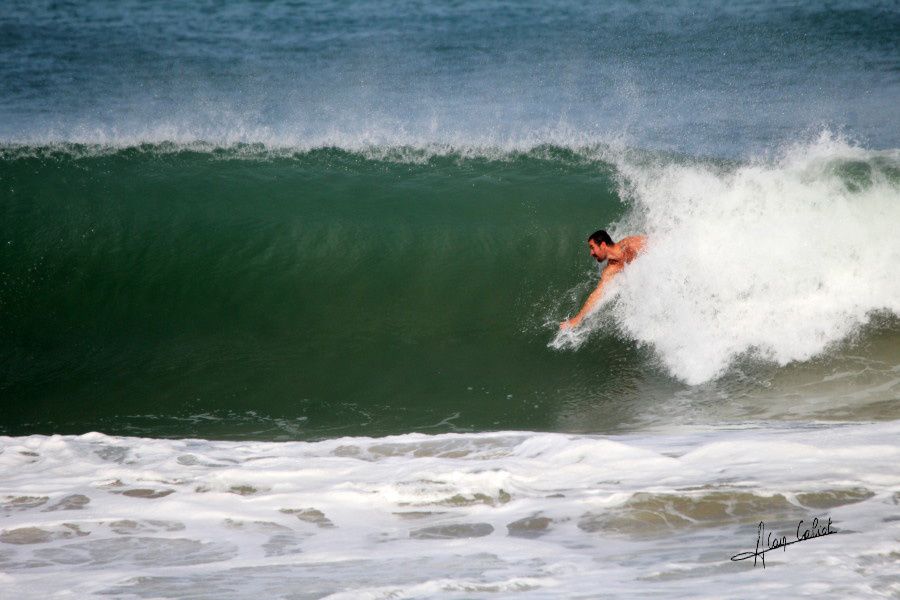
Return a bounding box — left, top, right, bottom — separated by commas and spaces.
560, 264, 622, 329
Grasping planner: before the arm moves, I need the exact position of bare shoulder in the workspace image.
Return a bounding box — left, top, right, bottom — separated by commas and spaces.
620, 235, 647, 258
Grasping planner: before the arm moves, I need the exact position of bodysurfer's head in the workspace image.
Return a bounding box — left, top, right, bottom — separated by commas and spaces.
587, 229, 614, 263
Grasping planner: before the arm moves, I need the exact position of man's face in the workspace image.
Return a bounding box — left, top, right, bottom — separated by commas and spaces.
589, 240, 607, 262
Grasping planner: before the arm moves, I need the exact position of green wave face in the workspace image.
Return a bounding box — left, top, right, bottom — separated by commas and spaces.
4, 144, 899, 438
1, 147, 646, 438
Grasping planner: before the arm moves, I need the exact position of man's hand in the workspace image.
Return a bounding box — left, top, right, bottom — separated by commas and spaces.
562, 263, 621, 331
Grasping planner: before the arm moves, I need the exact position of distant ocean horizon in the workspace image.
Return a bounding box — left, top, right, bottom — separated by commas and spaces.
2, 1, 898, 597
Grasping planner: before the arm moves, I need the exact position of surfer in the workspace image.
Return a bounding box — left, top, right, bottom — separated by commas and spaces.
559, 230, 646, 330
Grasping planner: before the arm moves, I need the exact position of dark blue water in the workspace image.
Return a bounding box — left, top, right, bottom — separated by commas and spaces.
2, 0, 898, 155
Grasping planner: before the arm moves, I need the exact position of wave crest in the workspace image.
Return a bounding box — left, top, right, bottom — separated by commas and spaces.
600, 133, 900, 384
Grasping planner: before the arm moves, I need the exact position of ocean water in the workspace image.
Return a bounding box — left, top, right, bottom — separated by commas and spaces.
1, 1, 898, 597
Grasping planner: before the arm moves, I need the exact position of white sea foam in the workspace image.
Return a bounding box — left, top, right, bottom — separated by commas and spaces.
554, 133, 900, 384
1, 422, 898, 598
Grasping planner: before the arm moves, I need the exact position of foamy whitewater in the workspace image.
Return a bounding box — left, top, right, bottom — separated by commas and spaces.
553, 134, 900, 384
2, 424, 898, 599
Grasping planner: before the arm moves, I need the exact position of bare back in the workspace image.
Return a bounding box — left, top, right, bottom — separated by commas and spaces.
608, 235, 646, 268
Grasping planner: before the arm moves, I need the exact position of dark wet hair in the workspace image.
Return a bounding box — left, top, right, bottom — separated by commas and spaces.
588, 229, 614, 246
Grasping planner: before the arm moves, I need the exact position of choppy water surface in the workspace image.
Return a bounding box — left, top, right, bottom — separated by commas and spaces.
2, 424, 899, 598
